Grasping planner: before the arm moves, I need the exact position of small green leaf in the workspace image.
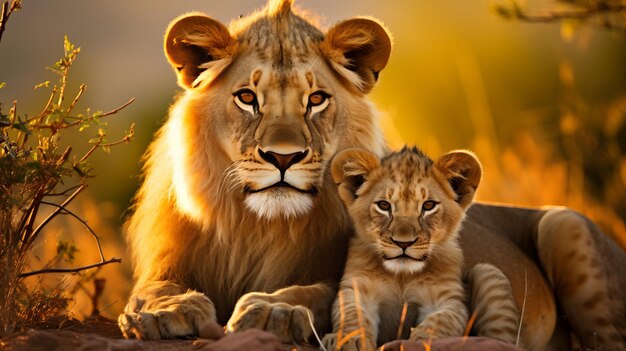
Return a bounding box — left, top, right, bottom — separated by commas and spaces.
0, 82, 6, 89
34, 81, 50, 90
12, 121, 31, 135
78, 124, 89, 132
63, 35, 74, 56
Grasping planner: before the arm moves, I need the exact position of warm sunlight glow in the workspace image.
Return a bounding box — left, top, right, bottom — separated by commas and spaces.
168, 105, 204, 222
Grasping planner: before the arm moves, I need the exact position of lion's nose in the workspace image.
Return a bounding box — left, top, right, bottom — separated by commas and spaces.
392, 239, 416, 250
258, 149, 308, 173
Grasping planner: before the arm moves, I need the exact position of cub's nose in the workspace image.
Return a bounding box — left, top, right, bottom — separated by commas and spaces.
392, 239, 416, 250
258, 149, 308, 173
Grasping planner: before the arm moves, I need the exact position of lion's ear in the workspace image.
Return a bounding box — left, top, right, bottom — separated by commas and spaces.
322, 17, 392, 94
331, 149, 381, 206
435, 151, 482, 210
164, 13, 234, 89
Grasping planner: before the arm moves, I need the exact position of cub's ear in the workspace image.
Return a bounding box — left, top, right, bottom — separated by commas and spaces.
322, 17, 392, 94
435, 151, 482, 210
331, 148, 381, 206
164, 13, 234, 89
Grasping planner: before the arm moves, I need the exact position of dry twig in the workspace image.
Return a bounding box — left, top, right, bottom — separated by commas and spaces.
0, 0, 20, 44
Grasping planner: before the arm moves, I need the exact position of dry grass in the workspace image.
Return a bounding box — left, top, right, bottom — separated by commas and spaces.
516, 270, 527, 348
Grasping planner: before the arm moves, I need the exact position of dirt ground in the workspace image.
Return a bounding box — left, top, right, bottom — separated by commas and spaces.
0, 316, 196, 351
0, 316, 320, 351
0, 316, 522, 351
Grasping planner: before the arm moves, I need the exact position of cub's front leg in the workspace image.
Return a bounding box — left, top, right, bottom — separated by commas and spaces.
410, 282, 468, 341
118, 280, 216, 340
227, 283, 335, 344
326, 282, 379, 351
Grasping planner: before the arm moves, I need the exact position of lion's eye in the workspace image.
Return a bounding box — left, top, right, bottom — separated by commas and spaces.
422, 200, 438, 212
234, 89, 258, 114
308, 92, 327, 107
376, 200, 392, 212
307, 91, 330, 115
235, 89, 257, 105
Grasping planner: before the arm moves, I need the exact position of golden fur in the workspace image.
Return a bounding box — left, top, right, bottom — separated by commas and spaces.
326, 149, 523, 349
325, 147, 479, 349
119, 0, 626, 349
119, 0, 391, 342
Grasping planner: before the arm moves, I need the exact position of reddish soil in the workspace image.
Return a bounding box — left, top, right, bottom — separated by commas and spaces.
0, 316, 318, 351
0, 317, 522, 351
1, 316, 211, 350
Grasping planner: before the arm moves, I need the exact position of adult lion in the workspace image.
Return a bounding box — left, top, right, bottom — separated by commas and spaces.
118, 1, 626, 349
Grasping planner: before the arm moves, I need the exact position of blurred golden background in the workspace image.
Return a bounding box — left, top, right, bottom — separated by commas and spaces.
1, 0, 624, 320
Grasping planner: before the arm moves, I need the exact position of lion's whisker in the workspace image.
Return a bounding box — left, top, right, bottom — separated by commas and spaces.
217, 161, 243, 198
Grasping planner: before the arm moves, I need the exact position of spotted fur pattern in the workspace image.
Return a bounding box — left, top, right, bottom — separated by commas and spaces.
537, 209, 626, 349
465, 263, 520, 345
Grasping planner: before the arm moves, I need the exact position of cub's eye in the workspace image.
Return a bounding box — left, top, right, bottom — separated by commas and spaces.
308, 91, 328, 107
235, 89, 257, 105
422, 200, 438, 212
376, 200, 392, 212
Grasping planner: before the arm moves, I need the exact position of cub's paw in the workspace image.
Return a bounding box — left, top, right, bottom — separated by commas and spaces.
322, 334, 365, 351
409, 326, 436, 343
118, 291, 216, 340
340, 338, 363, 351
322, 332, 338, 350
227, 298, 313, 343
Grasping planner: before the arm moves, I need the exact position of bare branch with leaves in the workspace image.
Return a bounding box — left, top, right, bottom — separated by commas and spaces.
0, 5, 134, 335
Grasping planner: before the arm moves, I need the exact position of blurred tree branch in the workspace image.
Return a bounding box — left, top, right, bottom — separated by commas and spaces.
494, 0, 626, 31
490, 1, 626, 246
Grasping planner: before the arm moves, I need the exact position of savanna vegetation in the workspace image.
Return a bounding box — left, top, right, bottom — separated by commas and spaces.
0, 0, 133, 336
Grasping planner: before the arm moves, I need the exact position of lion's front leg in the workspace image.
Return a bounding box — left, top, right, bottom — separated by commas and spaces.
118, 280, 216, 340
226, 282, 334, 344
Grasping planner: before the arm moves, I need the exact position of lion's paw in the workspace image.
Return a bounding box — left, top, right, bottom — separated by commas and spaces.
118, 291, 216, 340
227, 299, 313, 343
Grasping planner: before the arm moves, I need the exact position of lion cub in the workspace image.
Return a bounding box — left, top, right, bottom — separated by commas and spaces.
325, 147, 482, 350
